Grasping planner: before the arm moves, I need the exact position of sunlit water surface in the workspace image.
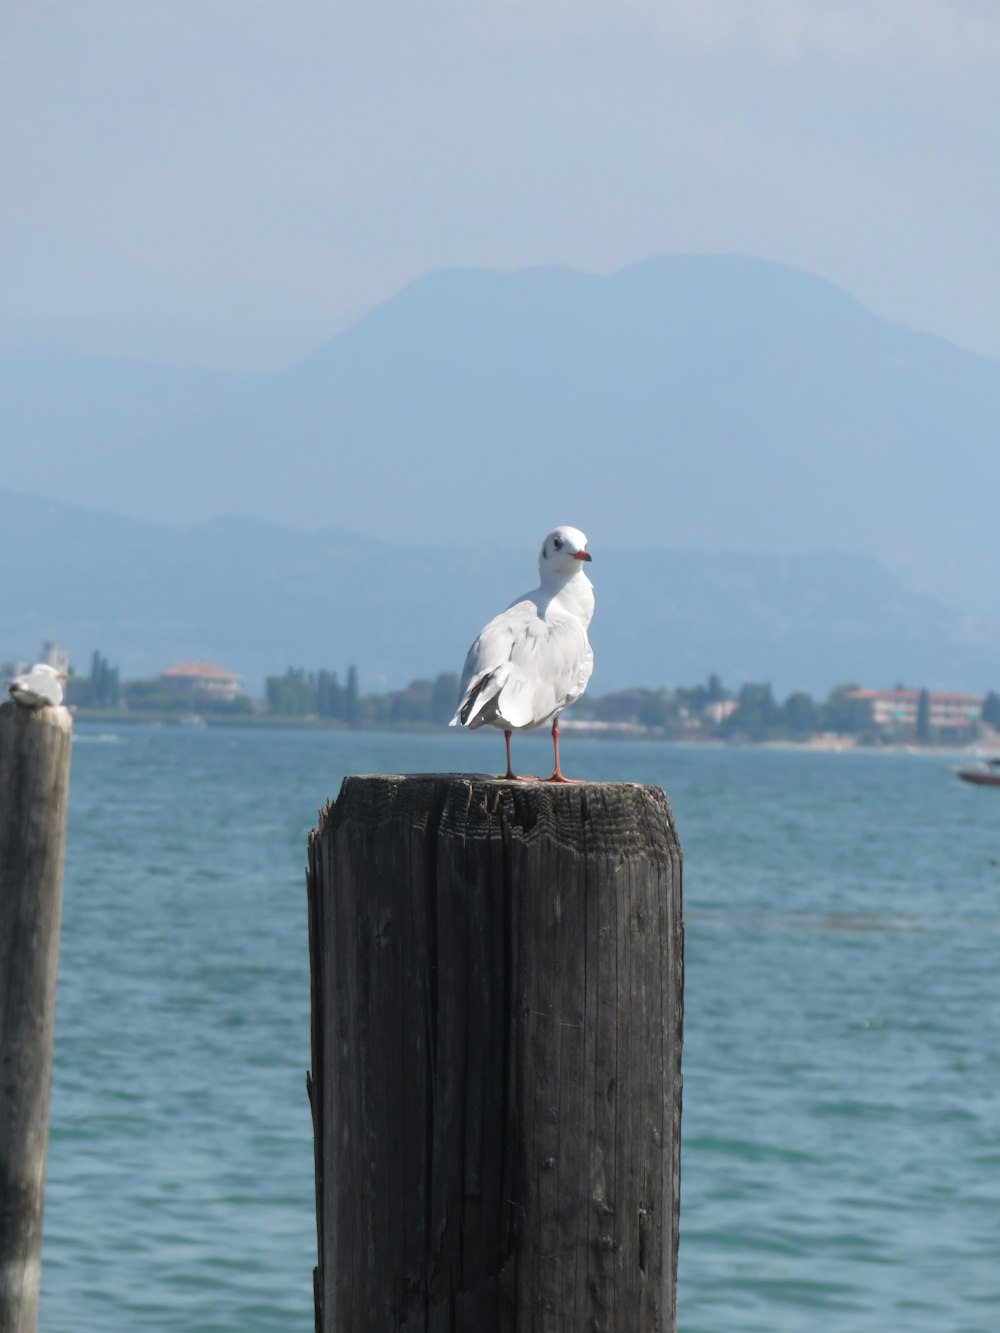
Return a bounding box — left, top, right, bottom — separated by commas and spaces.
40, 727, 1000, 1331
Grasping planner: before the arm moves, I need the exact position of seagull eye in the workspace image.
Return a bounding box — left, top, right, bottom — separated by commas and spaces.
553, 537, 563, 550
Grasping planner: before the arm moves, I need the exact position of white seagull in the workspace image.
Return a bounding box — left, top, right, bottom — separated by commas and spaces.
8, 663, 68, 709
450, 525, 595, 781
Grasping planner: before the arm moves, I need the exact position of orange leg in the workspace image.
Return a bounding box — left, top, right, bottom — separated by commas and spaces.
545, 716, 574, 783
504, 729, 517, 779
502, 729, 539, 781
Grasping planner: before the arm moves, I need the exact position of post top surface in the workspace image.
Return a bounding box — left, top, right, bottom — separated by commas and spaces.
344, 772, 656, 790
0, 701, 74, 734
317, 771, 682, 868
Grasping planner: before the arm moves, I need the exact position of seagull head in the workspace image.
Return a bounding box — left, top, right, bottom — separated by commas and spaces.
539, 526, 592, 580
33, 663, 69, 681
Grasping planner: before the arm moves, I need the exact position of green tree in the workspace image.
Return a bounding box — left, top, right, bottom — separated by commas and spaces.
266, 668, 317, 715
387, 679, 433, 724
592, 688, 656, 723
316, 670, 343, 719
345, 665, 360, 724
821, 684, 864, 734
96, 653, 120, 705
638, 689, 675, 729
66, 650, 120, 707
724, 683, 778, 737
706, 673, 727, 703
782, 690, 818, 734
358, 689, 388, 725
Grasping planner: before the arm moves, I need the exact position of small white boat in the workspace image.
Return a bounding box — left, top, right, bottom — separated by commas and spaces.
955, 757, 1000, 787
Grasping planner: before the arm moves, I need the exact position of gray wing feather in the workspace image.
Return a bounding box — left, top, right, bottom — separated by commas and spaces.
450, 596, 590, 731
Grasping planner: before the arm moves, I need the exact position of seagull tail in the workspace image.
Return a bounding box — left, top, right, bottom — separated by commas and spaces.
453, 677, 498, 730
451, 668, 503, 729
452, 665, 535, 731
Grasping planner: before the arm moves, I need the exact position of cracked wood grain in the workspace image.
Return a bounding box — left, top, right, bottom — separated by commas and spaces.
307, 774, 683, 1333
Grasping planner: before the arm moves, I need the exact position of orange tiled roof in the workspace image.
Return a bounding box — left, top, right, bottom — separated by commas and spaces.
159, 661, 240, 681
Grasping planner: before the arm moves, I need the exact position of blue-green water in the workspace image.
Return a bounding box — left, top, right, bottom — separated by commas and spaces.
40, 726, 1000, 1330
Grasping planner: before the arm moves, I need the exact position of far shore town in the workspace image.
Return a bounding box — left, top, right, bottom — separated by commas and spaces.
6, 644, 1000, 750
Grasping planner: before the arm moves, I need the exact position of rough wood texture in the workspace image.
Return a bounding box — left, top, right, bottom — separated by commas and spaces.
307, 774, 683, 1333
0, 703, 73, 1333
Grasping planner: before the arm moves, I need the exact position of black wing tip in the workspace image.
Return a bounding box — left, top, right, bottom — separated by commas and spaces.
458, 673, 490, 726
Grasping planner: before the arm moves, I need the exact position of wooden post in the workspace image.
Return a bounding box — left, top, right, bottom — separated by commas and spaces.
0, 703, 73, 1333
307, 774, 683, 1332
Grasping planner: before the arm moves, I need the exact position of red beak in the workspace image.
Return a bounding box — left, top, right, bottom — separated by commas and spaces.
573, 550, 592, 562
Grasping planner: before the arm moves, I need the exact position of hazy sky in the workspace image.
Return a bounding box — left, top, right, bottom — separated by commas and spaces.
3, 0, 999, 369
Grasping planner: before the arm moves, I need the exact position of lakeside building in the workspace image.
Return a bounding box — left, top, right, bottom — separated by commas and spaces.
704, 699, 739, 726
847, 689, 983, 733
159, 661, 241, 702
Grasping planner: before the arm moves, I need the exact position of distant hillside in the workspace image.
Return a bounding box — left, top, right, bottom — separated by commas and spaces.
2, 486, 998, 699
2, 256, 1000, 618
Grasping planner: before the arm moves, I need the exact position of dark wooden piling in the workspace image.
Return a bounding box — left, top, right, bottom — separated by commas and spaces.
0, 703, 73, 1333
307, 774, 683, 1333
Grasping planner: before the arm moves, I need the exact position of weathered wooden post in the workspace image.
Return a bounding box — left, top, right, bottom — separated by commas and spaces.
0, 703, 73, 1333
307, 774, 683, 1332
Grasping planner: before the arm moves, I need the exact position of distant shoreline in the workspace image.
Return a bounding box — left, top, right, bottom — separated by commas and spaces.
68, 708, 987, 754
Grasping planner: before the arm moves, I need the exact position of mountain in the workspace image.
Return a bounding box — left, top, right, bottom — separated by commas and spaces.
3, 256, 1000, 619
2, 486, 997, 699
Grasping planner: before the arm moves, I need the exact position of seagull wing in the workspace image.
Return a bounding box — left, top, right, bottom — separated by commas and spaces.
9, 671, 64, 708
508, 613, 592, 723
451, 597, 591, 731
451, 598, 541, 730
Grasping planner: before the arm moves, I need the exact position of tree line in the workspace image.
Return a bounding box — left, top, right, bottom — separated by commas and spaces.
64, 653, 253, 714
64, 652, 121, 707
62, 653, 461, 726
56, 650, 1000, 742
574, 679, 1000, 744
264, 666, 460, 727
